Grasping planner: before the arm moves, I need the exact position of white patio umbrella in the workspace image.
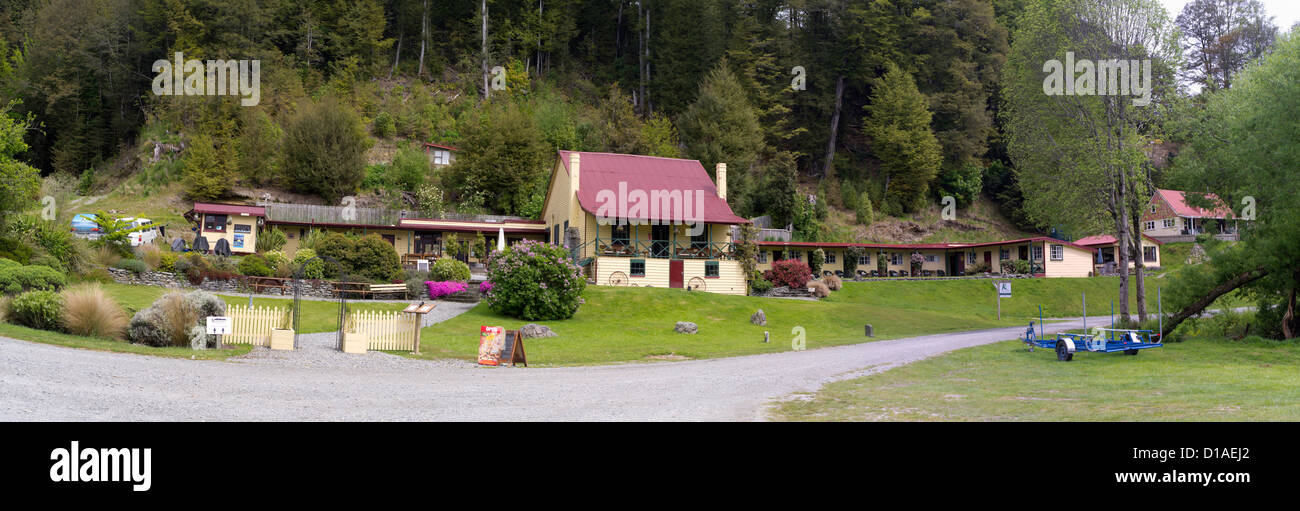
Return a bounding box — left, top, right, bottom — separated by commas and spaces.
497, 227, 506, 251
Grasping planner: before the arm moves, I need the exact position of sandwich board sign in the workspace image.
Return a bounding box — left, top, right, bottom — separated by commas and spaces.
206, 316, 231, 335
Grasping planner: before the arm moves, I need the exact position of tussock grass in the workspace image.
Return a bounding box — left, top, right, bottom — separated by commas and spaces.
61, 284, 128, 340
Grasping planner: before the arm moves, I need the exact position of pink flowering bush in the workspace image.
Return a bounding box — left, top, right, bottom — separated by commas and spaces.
479, 281, 494, 294
484, 239, 586, 320
425, 280, 468, 299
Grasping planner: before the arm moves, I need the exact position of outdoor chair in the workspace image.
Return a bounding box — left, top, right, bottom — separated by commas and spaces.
922, 270, 932, 277
870, 270, 879, 277
900, 270, 909, 277
888, 270, 898, 277
823, 270, 833, 277
859, 270, 870, 278
937, 270, 946, 277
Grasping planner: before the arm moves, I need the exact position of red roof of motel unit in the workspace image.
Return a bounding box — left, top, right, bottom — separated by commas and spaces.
190, 202, 266, 217
423, 142, 460, 151
1156, 189, 1234, 219
557, 151, 750, 225
1074, 233, 1164, 246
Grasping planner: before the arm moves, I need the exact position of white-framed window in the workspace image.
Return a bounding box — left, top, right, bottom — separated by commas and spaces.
825, 252, 836, 263
1143, 246, 1157, 262
789, 250, 802, 261
858, 254, 869, 265
1150, 205, 1158, 213
890, 252, 901, 265
924, 254, 938, 263
431, 149, 451, 166
1144, 221, 1155, 230
757, 251, 767, 263
1050, 244, 1064, 261
1162, 218, 1176, 228
968, 252, 977, 264
999, 248, 1010, 260
1032, 245, 1043, 260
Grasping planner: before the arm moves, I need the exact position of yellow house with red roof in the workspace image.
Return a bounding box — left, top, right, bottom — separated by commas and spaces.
540, 151, 750, 295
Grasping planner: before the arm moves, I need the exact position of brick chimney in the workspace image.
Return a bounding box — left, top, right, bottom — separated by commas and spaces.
716, 162, 727, 200
569, 152, 581, 199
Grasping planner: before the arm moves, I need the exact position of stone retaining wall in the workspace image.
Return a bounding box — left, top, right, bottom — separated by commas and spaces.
106, 268, 346, 299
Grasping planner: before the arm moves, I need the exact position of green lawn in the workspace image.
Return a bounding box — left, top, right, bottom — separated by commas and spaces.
100, 282, 409, 334
409, 276, 1163, 366
772, 336, 1300, 421
0, 322, 251, 360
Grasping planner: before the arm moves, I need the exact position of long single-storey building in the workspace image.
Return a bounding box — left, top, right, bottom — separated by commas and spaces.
1073, 233, 1163, 274
754, 237, 1099, 278
186, 202, 547, 264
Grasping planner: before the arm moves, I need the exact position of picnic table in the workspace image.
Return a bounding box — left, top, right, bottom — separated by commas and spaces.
246, 276, 290, 295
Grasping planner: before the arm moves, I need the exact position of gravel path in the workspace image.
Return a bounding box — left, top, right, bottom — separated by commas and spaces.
0, 315, 1110, 421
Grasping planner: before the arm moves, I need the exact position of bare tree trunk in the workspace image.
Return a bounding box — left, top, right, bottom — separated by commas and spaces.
390, 31, 402, 79
1131, 200, 1147, 322
822, 75, 845, 178
644, 5, 651, 117
481, 0, 490, 100
1284, 277, 1297, 340
417, 0, 428, 77
1162, 266, 1269, 339
637, 2, 644, 115
537, 0, 544, 76
616, 1, 624, 57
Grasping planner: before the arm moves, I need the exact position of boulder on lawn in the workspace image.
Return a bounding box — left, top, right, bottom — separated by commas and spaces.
520, 323, 558, 339
751, 309, 767, 326
674, 321, 698, 334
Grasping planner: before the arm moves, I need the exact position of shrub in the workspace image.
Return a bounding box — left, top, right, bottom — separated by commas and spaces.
430, 257, 471, 282
313, 232, 354, 278
425, 280, 468, 298
93, 245, 122, 268
856, 191, 874, 224
128, 290, 224, 348
10, 290, 64, 331
0, 265, 68, 294
347, 234, 402, 282
0, 295, 9, 322
256, 227, 288, 253
484, 240, 586, 321
749, 276, 774, 295
824, 274, 843, 291
0, 237, 32, 264
809, 280, 830, 298
281, 96, 369, 203
763, 259, 811, 289
809, 249, 825, 274
1007, 259, 1033, 275
0, 257, 19, 271
478, 280, 494, 294
237, 254, 273, 277
157, 251, 179, 272
966, 261, 990, 275
843, 247, 861, 275
292, 248, 325, 279
77, 268, 114, 284
61, 284, 128, 339
115, 258, 148, 274
136, 244, 164, 270
910, 252, 924, 275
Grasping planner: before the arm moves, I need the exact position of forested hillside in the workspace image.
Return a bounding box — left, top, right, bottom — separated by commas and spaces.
0, 0, 1035, 242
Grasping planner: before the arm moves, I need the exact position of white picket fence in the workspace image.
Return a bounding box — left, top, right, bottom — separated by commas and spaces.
347, 310, 420, 351
225, 304, 288, 346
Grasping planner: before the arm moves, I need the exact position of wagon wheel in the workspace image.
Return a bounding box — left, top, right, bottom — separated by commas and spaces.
1055, 340, 1074, 362
608, 271, 628, 286
687, 277, 706, 291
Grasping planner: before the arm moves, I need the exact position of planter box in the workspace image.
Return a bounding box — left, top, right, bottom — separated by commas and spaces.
342, 332, 368, 354
270, 329, 295, 351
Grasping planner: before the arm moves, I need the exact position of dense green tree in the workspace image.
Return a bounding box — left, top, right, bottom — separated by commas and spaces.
678, 61, 765, 209
446, 102, 549, 216
863, 63, 942, 214
181, 132, 237, 200
0, 101, 39, 227
281, 96, 370, 203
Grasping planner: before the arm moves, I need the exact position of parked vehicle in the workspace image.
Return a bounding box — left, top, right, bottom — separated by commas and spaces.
69, 213, 101, 240
124, 218, 160, 246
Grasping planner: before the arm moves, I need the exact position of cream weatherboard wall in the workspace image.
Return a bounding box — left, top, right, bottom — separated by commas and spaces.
1043, 243, 1095, 278
594, 257, 745, 295
197, 215, 260, 254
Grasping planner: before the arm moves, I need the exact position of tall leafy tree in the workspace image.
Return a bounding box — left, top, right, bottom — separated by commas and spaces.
1003, 0, 1179, 322
1175, 0, 1277, 92
678, 60, 765, 210
281, 96, 370, 203
863, 62, 942, 214
0, 101, 39, 227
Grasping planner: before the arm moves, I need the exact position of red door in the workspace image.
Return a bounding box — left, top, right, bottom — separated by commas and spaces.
669, 260, 684, 288
984, 251, 992, 266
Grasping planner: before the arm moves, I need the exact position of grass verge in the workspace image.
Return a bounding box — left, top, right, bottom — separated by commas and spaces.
0, 322, 251, 360
772, 336, 1300, 421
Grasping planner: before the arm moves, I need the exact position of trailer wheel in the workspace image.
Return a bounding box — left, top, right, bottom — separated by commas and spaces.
1124, 349, 1139, 356
1055, 340, 1074, 362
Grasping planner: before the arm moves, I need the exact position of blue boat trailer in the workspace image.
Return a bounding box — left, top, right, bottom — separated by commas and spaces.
1022, 322, 1163, 362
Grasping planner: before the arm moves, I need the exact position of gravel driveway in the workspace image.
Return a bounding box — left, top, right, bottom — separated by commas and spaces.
0, 315, 1110, 421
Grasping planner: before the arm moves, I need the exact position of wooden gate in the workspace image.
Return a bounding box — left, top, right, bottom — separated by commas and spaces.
226, 304, 289, 346
346, 310, 420, 351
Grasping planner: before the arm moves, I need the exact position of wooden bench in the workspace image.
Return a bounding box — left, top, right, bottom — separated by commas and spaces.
247, 277, 289, 295
369, 283, 408, 299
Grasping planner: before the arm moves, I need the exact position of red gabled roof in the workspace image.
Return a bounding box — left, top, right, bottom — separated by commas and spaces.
1074, 233, 1164, 246
1157, 189, 1233, 219
191, 202, 265, 217
558, 151, 749, 225
423, 142, 460, 151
